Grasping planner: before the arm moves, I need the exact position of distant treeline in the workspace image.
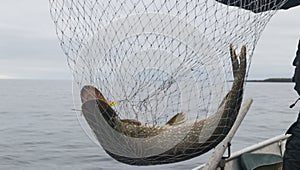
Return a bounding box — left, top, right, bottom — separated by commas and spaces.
247, 78, 292, 83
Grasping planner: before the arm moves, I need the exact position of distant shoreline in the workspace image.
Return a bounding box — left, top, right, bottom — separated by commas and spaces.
0, 78, 293, 83
247, 78, 292, 83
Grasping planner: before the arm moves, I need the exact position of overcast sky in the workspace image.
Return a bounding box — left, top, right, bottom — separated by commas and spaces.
0, 1, 67, 79
0, 1, 299, 80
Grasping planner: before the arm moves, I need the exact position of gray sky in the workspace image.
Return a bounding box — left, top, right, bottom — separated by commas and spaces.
0, 1, 68, 79
0, 1, 299, 79
251, 6, 300, 79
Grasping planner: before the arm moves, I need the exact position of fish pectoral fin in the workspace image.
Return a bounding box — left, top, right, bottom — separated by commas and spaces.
166, 112, 186, 126
120, 119, 142, 126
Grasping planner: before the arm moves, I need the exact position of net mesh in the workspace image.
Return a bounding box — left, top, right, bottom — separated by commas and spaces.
49, 0, 287, 165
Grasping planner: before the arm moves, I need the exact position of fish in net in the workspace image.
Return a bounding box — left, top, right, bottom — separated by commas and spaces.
49, 0, 290, 166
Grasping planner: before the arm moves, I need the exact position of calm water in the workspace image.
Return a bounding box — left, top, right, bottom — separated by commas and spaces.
1, 79, 299, 169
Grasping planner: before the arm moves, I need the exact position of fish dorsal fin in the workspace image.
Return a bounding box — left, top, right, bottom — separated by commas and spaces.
166, 112, 186, 126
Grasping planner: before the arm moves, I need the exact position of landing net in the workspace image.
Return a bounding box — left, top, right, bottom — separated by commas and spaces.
49, 0, 287, 165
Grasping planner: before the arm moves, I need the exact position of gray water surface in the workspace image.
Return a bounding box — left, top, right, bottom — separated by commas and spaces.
0, 80, 298, 169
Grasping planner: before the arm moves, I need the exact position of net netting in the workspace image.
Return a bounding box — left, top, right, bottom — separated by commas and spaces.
49, 0, 287, 166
